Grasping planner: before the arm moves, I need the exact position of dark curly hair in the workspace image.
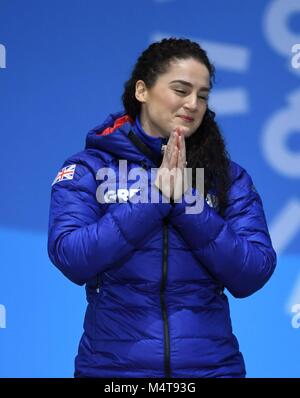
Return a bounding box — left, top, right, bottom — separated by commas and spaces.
122, 37, 231, 215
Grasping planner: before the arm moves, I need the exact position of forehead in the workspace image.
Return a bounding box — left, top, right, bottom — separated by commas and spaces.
157, 58, 210, 88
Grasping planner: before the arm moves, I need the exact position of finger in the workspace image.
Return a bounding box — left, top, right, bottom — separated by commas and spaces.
170, 145, 178, 169
176, 135, 183, 165
173, 150, 184, 200
178, 147, 188, 191
167, 130, 177, 150
167, 129, 177, 144
162, 131, 175, 163
164, 131, 177, 165
175, 127, 181, 146
179, 133, 187, 167
176, 149, 181, 169
178, 149, 185, 171
172, 129, 182, 158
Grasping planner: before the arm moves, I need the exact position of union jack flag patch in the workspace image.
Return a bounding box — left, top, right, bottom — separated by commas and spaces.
52, 164, 76, 186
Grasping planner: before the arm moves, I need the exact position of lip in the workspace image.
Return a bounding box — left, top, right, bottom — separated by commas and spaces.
178, 115, 194, 122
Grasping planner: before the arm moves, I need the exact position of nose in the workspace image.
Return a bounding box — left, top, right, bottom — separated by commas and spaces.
183, 94, 198, 111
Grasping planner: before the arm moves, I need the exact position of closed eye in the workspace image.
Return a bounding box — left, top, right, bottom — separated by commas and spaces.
174, 89, 186, 94
174, 89, 208, 101
198, 95, 209, 101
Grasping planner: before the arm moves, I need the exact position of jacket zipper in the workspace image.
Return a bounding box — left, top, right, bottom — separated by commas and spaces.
160, 218, 171, 378
96, 274, 100, 293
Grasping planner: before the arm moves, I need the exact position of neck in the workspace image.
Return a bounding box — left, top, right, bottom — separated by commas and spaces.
139, 113, 165, 139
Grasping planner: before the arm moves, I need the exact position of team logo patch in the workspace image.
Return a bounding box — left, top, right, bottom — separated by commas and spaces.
206, 193, 219, 209
52, 164, 76, 186
103, 188, 141, 203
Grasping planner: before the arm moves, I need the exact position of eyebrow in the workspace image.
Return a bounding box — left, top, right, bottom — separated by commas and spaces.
169, 80, 210, 92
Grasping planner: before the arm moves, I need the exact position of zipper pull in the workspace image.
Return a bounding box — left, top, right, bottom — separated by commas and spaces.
96, 274, 100, 293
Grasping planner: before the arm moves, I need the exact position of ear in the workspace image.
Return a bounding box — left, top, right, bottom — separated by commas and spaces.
135, 80, 147, 103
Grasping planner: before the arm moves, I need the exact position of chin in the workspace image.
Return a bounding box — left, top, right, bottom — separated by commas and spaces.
181, 126, 193, 136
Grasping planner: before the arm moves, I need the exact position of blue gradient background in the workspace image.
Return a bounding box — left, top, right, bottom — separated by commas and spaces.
0, 0, 299, 377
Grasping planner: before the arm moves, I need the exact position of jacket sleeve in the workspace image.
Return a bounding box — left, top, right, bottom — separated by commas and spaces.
48, 162, 171, 285
168, 167, 277, 298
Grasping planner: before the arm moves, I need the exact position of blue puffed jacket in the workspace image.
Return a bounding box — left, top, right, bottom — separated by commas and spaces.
47, 111, 276, 378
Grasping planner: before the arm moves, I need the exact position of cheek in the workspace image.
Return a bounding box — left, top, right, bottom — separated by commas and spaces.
150, 98, 178, 123
157, 92, 179, 110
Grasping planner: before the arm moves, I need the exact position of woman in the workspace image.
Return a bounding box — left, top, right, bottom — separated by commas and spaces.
48, 38, 276, 378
